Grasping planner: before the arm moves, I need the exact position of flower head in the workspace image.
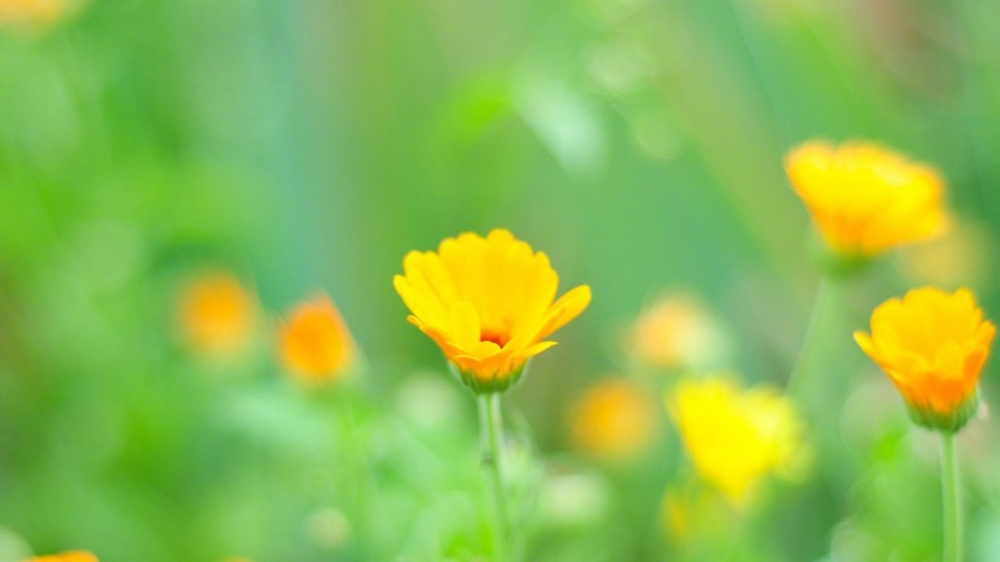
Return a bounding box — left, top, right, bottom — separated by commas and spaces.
629, 293, 728, 370
279, 295, 355, 384
570, 379, 657, 460
394, 229, 591, 393
668, 376, 807, 506
785, 141, 949, 258
177, 270, 259, 357
26, 552, 98, 562
854, 287, 995, 432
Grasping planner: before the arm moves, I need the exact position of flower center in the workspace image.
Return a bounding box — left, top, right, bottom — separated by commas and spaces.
480, 330, 509, 348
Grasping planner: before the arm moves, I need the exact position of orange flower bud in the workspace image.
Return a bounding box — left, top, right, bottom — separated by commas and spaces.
279, 295, 355, 383
570, 379, 657, 460
177, 270, 258, 357
629, 293, 728, 370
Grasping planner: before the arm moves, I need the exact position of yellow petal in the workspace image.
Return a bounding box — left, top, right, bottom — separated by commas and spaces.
856, 286, 993, 422
533, 285, 592, 341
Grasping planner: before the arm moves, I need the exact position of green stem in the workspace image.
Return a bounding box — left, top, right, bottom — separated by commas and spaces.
786, 277, 834, 392
478, 393, 509, 562
941, 432, 963, 562
343, 396, 394, 557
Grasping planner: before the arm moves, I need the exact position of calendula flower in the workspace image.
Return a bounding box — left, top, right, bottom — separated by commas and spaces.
668, 376, 807, 506
177, 270, 259, 357
629, 293, 728, 370
0, 0, 65, 26
854, 287, 995, 432
26, 552, 98, 562
785, 141, 949, 258
570, 379, 657, 460
394, 229, 591, 393
279, 295, 355, 383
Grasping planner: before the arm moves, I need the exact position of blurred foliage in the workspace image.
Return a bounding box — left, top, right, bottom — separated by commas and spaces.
2, 0, 1000, 560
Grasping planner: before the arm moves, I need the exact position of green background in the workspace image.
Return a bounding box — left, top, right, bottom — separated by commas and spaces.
2, 0, 1000, 560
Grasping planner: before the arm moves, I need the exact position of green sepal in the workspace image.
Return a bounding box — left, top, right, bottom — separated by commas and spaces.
807, 230, 871, 280
905, 391, 979, 434
448, 360, 530, 395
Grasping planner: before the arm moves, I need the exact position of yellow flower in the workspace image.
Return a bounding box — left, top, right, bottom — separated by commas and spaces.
629, 293, 728, 370
570, 379, 657, 460
668, 376, 807, 506
26, 552, 98, 562
854, 287, 995, 432
279, 295, 355, 384
394, 229, 591, 393
785, 140, 949, 257
0, 0, 65, 26
177, 270, 259, 357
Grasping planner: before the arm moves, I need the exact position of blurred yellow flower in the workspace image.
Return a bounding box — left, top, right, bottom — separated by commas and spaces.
394, 229, 591, 393
26, 552, 98, 562
785, 141, 949, 257
629, 293, 728, 370
854, 287, 995, 432
668, 377, 807, 506
0, 0, 65, 26
279, 295, 355, 383
570, 379, 657, 460
178, 270, 259, 357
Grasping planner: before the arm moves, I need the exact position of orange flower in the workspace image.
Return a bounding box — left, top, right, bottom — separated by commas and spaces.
855, 287, 995, 431
629, 293, 728, 370
394, 229, 591, 393
26, 552, 98, 562
570, 379, 657, 460
178, 270, 259, 356
785, 141, 949, 257
279, 295, 355, 383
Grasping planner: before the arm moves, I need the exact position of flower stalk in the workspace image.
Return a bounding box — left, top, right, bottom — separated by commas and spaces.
478, 393, 509, 562
941, 432, 962, 562
786, 278, 835, 392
